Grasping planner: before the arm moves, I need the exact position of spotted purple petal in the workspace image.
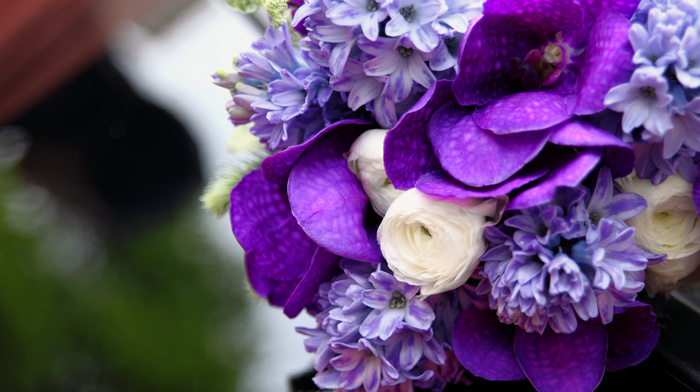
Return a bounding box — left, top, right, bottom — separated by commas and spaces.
573, 9, 636, 115
606, 302, 660, 372
452, 307, 526, 381
452, 20, 541, 106
428, 102, 552, 187
230, 169, 319, 305
514, 321, 607, 392
473, 91, 573, 134
481, 0, 583, 35
384, 80, 454, 190
288, 131, 383, 263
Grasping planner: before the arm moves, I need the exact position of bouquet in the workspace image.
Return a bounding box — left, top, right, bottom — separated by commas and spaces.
203, 0, 700, 390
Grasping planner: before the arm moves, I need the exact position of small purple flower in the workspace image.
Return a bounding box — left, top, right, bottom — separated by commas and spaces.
604, 66, 674, 137
360, 270, 435, 340
326, 0, 390, 41
360, 36, 436, 103
317, 339, 400, 392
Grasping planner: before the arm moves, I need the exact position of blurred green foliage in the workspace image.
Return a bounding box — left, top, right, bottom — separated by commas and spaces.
0, 167, 251, 392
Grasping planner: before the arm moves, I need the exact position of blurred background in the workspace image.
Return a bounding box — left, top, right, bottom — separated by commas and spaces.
0, 1, 314, 391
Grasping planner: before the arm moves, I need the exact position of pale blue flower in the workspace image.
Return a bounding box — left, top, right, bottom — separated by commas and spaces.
385, 0, 447, 53
325, 0, 390, 41
604, 66, 674, 137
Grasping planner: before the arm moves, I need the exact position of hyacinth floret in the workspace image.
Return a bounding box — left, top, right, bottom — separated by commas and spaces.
297, 259, 468, 392
477, 168, 658, 334
605, 0, 700, 179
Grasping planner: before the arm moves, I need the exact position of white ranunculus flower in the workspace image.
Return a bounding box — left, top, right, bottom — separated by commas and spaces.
347, 129, 404, 216
377, 188, 505, 296
616, 172, 700, 294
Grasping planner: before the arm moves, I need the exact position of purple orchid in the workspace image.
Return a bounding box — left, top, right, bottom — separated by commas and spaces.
229, 120, 381, 318
384, 0, 644, 209
452, 302, 660, 392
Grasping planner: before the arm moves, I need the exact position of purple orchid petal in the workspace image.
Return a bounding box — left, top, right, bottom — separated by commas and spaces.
576, 0, 640, 21
574, 10, 636, 115
288, 131, 383, 263
283, 247, 341, 318
481, 0, 583, 37
508, 148, 602, 209
230, 169, 319, 305
452, 307, 526, 381
473, 91, 574, 134
606, 302, 660, 372
514, 321, 607, 392
416, 169, 548, 199
384, 80, 454, 190
262, 119, 374, 184
547, 120, 634, 178
453, 20, 542, 107
428, 102, 552, 187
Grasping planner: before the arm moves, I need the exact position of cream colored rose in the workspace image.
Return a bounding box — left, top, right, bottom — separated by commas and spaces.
347, 129, 404, 216
377, 188, 505, 296
616, 172, 700, 294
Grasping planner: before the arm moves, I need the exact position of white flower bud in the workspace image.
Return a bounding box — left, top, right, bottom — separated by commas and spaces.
347, 129, 404, 216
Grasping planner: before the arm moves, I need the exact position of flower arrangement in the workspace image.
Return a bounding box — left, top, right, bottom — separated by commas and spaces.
203, 0, 700, 390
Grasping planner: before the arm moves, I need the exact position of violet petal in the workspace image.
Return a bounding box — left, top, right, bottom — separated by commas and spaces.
481, 0, 583, 37
416, 169, 547, 199
283, 247, 341, 318
262, 119, 374, 184
507, 148, 602, 209
452, 307, 526, 381
473, 91, 574, 134
574, 10, 636, 115
384, 80, 454, 190
230, 169, 318, 306
453, 20, 542, 107
514, 321, 607, 392
230, 168, 318, 281
428, 103, 551, 187
547, 120, 634, 178
288, 131, 383, 263
606, 302, 660, 372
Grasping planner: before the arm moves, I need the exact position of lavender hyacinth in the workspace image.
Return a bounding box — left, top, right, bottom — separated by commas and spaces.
605, 0, 700, 180
477, 168, 662, 334
298, 259, 471, 392
215, 23, 361, 151
294, 0, 484, 128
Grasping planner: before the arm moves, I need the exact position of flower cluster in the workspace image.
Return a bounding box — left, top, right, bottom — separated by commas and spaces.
205, 0, 700, 391
477, 168, 661, 334
297, 259, 470, 392
215, 24, 364, 151
604, 0, 700, 183
293, 0, 484, 128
